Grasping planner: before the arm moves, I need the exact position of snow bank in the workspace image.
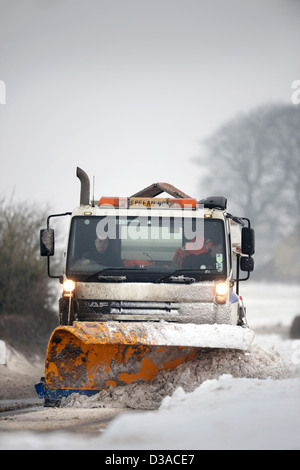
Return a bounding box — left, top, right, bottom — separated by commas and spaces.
98, 375, 300, 450
0, 343, 43, 400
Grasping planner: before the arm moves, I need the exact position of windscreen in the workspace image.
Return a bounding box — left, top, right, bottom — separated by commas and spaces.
66, 215, 226, 282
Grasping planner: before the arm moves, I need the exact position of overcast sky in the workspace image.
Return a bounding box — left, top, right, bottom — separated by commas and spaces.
0, 0, 299, 213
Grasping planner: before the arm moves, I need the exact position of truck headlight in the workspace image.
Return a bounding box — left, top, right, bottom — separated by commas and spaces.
215, 282, 228, 296
215, 282, 228, 304
63, 279, 76, 293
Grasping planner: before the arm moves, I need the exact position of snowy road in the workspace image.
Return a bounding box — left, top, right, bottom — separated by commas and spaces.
0, 405, 128, 434
0, 282, 300, 450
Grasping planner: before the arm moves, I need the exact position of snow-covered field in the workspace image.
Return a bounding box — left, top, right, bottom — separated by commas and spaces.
1, 281, 300, 450
241, 281, 300, 330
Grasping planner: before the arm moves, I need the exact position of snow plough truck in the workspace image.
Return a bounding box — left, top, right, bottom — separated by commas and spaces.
36, 167, 255, 406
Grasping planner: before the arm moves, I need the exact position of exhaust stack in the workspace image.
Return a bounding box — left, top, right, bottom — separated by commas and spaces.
76, 167, 90, 206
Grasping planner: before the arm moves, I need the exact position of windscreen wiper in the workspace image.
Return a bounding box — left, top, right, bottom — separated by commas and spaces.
85, 267, 146, 282
155, 271, 196, 284
98, 275, 127, 282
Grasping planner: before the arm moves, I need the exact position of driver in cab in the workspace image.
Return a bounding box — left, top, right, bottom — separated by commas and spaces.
83, 236, 120, 267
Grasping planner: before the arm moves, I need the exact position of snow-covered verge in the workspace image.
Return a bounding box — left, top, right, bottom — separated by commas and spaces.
0, 343, 43, 400
241, 281, 300, 330
0, 282, 300, 450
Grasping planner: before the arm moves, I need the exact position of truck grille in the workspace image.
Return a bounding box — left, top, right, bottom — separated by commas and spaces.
110, 301, 179, 316
78, 299, 179, 317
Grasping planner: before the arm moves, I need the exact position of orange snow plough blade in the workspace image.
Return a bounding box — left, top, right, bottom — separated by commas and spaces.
36, 321, 254, 405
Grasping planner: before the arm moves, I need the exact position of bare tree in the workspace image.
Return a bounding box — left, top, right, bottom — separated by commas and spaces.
195, 104, 300, 259
0, 199, 57, 354
272, 106, 300, 226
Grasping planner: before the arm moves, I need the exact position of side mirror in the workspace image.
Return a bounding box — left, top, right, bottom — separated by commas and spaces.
240, 256, 254, 272
241, 227, 255, 256
40, 229, 55, 256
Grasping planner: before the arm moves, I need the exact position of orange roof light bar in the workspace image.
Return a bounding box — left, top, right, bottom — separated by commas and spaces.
168, 198, 197, 209
98, 197, 128, 208
98, 197, 197, 209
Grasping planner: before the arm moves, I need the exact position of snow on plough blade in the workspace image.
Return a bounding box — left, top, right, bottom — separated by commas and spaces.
35, 322, 254, 405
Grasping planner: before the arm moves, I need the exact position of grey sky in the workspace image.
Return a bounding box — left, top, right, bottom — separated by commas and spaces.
0, 0, 299, 212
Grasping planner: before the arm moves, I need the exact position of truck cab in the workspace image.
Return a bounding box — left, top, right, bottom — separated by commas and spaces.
41, 168, 255, 329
